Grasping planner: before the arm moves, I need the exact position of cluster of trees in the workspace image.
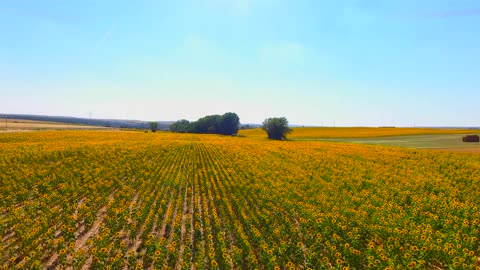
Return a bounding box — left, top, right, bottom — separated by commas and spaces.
170, 112, 240, 135
169, 113, 292, 140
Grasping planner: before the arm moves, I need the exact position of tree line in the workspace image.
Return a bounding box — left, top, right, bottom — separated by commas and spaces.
168, 113, 293, 140
170, 112, 240, 135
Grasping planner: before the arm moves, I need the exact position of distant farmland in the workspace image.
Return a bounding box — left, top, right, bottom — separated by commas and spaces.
240, 127, 480, 153
239, 127, 479, 139
0, 119, 108, 132
322, 134, 480, 153
1, 131, 479, 269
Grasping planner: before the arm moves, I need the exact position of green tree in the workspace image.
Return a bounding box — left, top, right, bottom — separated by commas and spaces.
220, 112, 240, 135
149, 122, 158, 132
195, 114, 222, 133
170, 119, 190, 133
262, 117, 292, 140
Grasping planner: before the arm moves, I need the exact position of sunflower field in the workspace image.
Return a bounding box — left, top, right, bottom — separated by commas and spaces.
1, 131, 479, 269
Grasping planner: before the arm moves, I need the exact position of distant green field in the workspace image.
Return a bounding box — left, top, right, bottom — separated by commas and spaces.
320, 134, 480, 152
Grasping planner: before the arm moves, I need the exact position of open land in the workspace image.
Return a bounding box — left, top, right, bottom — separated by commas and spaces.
1, 129, 479, 269
0, 119, 108, 132
241, 127, 480, 153
239, 127, 479, 139
322, 134, 480, 153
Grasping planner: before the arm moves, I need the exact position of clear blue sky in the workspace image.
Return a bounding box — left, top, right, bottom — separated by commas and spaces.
1, 0, 479, 126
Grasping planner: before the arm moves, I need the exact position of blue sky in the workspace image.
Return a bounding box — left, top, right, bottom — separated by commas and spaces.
1, 0, 479, 126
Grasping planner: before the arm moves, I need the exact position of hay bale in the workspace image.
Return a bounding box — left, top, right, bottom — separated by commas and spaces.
462, 135, 480, 142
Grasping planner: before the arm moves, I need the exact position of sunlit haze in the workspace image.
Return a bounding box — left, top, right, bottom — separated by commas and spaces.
1, 0, 479, 126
